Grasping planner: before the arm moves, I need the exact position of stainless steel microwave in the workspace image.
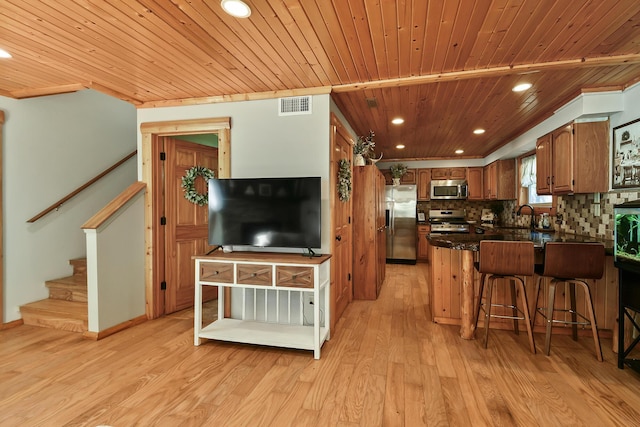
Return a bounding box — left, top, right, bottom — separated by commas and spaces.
430, 179, 468, 200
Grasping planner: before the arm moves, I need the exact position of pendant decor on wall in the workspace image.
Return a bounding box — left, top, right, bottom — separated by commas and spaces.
337, 158, 352, 202
181, 166, 215, 206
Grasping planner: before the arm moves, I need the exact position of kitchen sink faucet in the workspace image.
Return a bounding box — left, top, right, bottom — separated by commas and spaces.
516, 204, 536, 230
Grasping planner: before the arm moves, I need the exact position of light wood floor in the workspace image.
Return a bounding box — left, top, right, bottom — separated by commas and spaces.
2, 263, 640, 426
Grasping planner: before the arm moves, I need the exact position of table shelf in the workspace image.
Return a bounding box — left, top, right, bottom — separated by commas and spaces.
194, 252, 331, 359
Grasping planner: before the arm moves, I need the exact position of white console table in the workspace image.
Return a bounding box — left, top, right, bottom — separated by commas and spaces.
194, 251, 331, 359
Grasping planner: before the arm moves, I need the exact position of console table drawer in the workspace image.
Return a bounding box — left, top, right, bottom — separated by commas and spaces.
200, 262, 234, 283
276, 266, 314, 288
237, 264, 272, 286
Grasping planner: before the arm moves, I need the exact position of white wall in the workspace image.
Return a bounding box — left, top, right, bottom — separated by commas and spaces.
85, 192, 145, 332
1, 89, 137, 322
137, 94, 333, 254
611, 82, 640, 129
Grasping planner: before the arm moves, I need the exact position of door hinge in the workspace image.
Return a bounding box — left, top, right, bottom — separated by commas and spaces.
160, 216, 166, 225
160, 281, 167, 290
160, 152, 166, 161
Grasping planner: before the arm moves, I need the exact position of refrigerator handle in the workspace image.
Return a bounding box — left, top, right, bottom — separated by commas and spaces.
385, 209, 390, 228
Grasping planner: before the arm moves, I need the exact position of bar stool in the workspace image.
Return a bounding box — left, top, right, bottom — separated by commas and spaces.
474, 240, 536, 353
532, 242, 605, 361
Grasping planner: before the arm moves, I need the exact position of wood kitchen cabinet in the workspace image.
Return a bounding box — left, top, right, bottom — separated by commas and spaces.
417, 168, 431, 200
417, 224, 430, 262
381, 168, 393, 185
401, 168, 417, 184
466, 167, 484, 200
353, 165, 386, 300
380, 168, 416, 185
431, 167, 466, 180
536, 120, 609, 195
483, 159, 516, 200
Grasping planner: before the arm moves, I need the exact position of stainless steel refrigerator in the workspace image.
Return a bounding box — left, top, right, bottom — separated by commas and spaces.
385, 184, 417, 264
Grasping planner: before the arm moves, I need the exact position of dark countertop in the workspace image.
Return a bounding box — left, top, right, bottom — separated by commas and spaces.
427, 227, 614, 252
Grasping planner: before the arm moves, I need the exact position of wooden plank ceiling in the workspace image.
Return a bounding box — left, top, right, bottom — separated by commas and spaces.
1, 0, 640, 160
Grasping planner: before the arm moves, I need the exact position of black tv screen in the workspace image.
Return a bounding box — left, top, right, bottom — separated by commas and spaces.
208, 177, 321, 249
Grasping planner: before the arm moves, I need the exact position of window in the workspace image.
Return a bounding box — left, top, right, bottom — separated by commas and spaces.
520, 155, 552, 205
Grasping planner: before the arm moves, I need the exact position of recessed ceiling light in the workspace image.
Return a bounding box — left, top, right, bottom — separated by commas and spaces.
513, 82, 532, 92
0, 48, 12, 58
473, 129, 485, 135
221, 0, 251, 18
455, 149, 464, 154
391, 117, 404, 125
396, 144, 405, 149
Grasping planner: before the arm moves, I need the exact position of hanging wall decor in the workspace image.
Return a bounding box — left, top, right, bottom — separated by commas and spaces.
181, 166, 216, 206
337, 158, 352, 202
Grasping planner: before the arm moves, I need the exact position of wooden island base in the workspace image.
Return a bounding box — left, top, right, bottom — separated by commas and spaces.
429, 245, 619, 342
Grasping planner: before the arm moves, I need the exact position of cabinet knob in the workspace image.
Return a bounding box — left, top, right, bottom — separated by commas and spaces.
336, 235, 342, 241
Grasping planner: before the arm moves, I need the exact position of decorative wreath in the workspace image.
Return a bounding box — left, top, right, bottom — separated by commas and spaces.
181, 166, 215, 206
337, 158, 352, 202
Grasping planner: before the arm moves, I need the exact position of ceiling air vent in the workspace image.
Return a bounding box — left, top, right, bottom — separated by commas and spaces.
366, 97, 378, 108
279, 96, 312, 116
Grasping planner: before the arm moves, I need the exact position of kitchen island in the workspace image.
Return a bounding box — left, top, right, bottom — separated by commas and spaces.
427, 228, 617, 340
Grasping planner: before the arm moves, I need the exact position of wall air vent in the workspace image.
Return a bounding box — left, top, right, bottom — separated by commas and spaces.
279, 96, 312, 116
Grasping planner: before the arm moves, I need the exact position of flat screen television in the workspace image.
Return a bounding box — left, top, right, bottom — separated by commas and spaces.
208, 177, 321, 249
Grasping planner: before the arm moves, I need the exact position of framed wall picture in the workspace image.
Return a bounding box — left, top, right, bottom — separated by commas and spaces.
613, 117, 640, 189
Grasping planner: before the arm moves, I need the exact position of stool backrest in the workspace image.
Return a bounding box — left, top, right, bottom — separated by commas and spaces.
479, 240, 535, 276
541, 242, 605, 280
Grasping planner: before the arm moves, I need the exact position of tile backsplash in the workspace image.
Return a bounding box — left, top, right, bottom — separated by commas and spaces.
419, 191, 640, 241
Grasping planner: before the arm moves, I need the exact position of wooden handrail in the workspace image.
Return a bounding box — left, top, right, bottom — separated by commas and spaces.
82, 181, 146, 230
27, 150, 137, 223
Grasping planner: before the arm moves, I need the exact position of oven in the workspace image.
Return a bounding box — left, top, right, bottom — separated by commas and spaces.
430, 179, 468, 200
428, 209, 470, 233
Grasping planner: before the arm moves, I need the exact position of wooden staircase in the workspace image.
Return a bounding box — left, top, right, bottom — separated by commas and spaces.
20, 258, 88, 333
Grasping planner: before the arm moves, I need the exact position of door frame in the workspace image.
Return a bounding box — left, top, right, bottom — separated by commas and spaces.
140, 117, 230, 319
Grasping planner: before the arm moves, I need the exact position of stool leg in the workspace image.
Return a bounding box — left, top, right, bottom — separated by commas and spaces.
510, 278, 519, 335
576, 280, 603, 362
544, 280, 557, 356
475, 273, 486, 332
483, 276, 495, 349
531, 276, 543, 329
569, 282, 578, 341
516, 278, 536, 354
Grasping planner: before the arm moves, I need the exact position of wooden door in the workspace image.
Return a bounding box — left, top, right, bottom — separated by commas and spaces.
417, 168, 431, 200
484, 162, 497, 199
431, 168, 449, 180
164, 137, 218, 313
331, 115, 353, 328
551, 125, 574, 194
536, 133, 552, 195
467, 167, 484, 200
376, 170, 386, 291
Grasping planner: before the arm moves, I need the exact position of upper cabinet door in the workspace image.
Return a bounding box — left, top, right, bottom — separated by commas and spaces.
417, 168, 431, 200
536, 133, 552, 195
467, 167, 484, 200
551, 125, 574, 194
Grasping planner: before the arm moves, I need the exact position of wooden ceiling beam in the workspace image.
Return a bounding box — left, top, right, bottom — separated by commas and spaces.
332, 54, 640, 92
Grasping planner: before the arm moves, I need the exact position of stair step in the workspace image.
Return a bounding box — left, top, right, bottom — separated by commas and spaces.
69, 258, 87, 277
46, 275, 87, 302
20, 300, 88, 333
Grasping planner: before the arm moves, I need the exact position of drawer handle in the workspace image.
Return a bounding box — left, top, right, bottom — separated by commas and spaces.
251, 273, 257, 277
213, 271, 219, 275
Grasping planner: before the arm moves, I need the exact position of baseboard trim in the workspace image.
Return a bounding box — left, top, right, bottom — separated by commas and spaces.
82, 315, 148, 341
0, 319, 24, 330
